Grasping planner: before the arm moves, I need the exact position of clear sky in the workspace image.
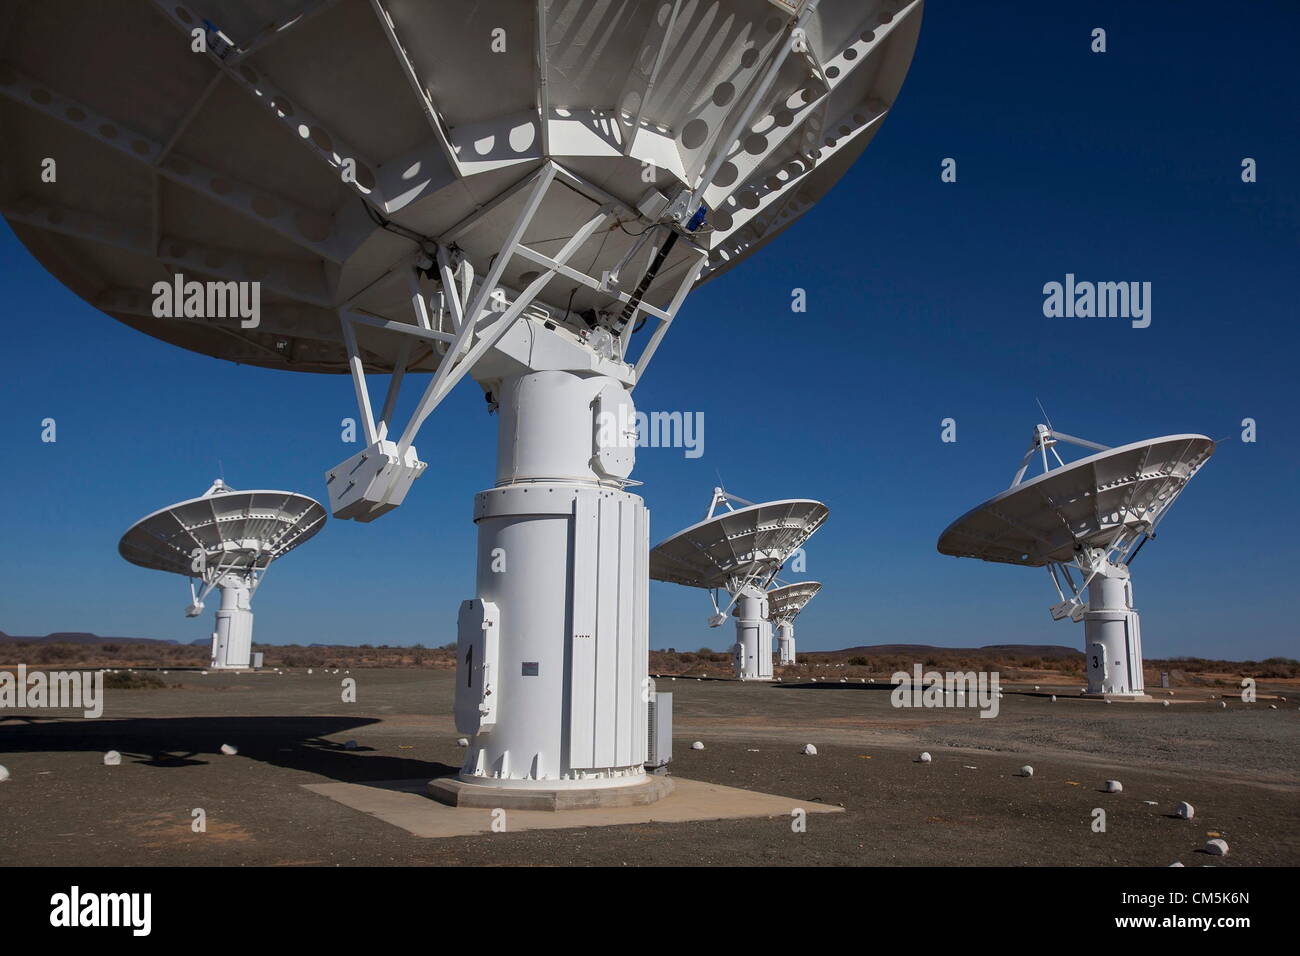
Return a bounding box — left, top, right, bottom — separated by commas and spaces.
1, 2, 1296, 660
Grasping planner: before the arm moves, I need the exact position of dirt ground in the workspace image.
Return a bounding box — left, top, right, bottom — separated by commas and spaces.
1, 669, 1296, 866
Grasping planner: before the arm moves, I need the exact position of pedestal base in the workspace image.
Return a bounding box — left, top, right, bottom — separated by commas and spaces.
427, 775, 674, 810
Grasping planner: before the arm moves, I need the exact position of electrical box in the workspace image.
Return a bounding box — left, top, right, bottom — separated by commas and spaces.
325, 439, 427, 522
646, 691, 672, 769
250, 652, 264, 669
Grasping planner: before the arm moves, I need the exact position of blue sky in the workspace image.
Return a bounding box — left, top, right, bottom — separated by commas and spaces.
1, 2, 1296, 659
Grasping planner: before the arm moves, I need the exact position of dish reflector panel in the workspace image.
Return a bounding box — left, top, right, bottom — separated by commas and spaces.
767, 580, 821, 621
119, 481, 327, 576
1, 0, 922, 373
650, 499, 828, 589
937, 435, 1215, 567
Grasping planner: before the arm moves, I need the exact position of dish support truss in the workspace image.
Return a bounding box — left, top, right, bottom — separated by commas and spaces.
1016, 426, 1164, 698
325, 162, 706, 523
327, 163, 709, 790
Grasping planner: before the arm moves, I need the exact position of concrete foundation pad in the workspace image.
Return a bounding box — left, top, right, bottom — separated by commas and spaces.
302, 776, 843, 839
428, 775, 674, 810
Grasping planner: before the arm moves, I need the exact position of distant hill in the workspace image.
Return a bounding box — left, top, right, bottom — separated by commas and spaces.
0, 631, 181, 646
808, 644, 1080, 659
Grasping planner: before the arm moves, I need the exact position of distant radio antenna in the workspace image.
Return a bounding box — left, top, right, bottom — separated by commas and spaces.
938, 427, 1216, 699
651, 490, 828, 681
119, 481, 326, 670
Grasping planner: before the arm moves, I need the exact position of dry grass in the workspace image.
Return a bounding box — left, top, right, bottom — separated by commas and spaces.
2, 642, 1295, 688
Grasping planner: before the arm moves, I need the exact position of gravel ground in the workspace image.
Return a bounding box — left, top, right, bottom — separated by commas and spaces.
1, 669, 1296, 866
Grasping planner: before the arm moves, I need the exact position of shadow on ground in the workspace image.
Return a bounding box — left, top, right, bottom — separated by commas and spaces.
0, 715, 459, 782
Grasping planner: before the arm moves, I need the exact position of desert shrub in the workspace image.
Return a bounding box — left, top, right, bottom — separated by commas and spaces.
103, 671, 166, 690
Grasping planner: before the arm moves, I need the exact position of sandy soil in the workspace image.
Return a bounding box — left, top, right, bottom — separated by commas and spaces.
1, 669, 1296, 866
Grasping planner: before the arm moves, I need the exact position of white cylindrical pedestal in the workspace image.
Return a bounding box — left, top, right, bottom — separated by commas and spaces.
1083, 566, 1145, 697
211, 575, 254, 669
776, 621, 795, 665
733, 585, 773, 681
453, 369, 649, 789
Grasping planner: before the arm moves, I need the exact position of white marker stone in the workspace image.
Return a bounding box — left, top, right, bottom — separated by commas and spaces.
801, 744, 818, 755
220, 743, 238, 756
1163, 700, 1170, 707
0, 765, 9, 782
917, 752, 932, 763
1169, 862, 1184, 867
103, 751, 121, 766
307, 668, 313, 674
456, 737, 469, 747
1220, 701, 1227, 709
1019, 765, 1034, 777
1176, 801, 1194, 820
1205, 838, 1229, 856
1104, 779, 1122, 793
691, 741, 704, 750
1051, 695, 1057, 702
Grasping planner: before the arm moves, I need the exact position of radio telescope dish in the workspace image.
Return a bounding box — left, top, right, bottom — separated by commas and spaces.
652, 488, 827, 680
767, 580, 821, 665
5, 1, 918, 801
119, 479, 326, 669
938, 426, 1214, 698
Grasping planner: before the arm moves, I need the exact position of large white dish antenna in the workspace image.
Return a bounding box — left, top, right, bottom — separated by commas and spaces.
6, 0, 916, 797
768, 579, 820, 665
938, 427, 1215, 698
652, 488, 827, 680
767, 580, 822, 622
119, 479, 326, 669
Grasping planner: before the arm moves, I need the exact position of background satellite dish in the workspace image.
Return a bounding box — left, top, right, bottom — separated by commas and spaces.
938, 425, 1215, 698
4, 1, 918, 797
767, 580, 821, 664
119, 479, 326, 669
651, 488, 828, 680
